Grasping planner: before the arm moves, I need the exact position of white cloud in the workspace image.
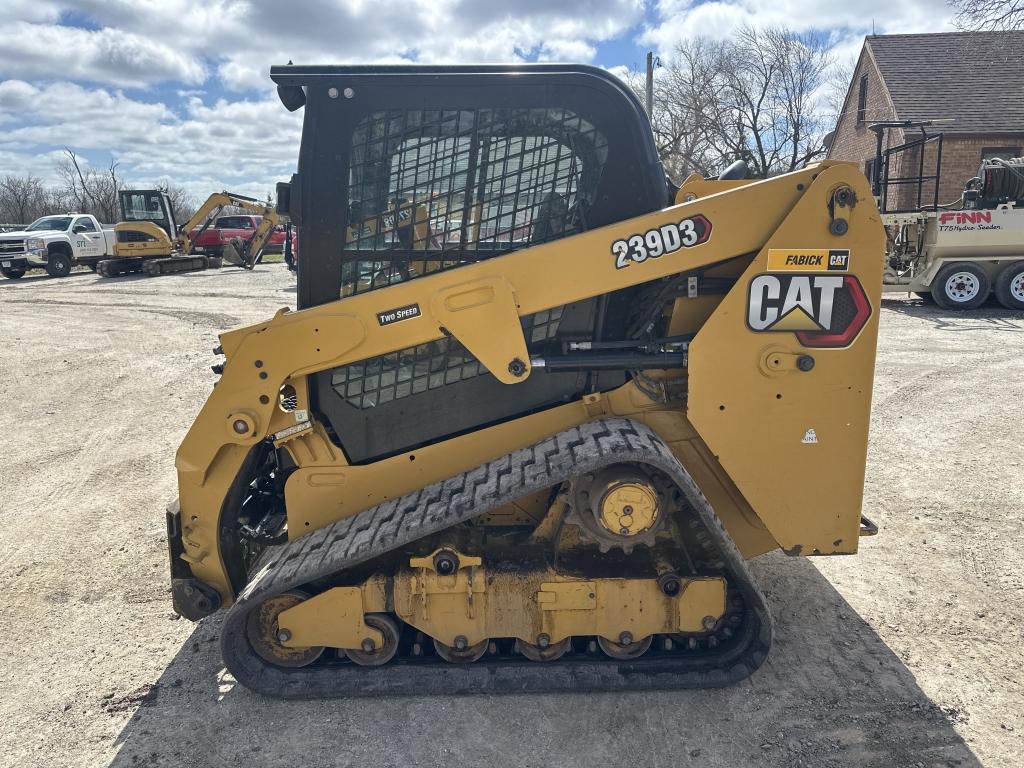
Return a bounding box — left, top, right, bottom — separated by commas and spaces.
0, 148, 67, 181
0, 81, 299, 200
641, 0, 955, 53
5, 0, 642, 91
0, 0, 61, 23
0, 81, 173, 126
65, 0, 250, 51
0, 22, 205, 88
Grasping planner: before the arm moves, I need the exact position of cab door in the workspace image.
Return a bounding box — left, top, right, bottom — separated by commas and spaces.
72, 217, 103, 258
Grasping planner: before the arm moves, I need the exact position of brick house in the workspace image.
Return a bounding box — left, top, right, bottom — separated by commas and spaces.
827, 31, 1024, 211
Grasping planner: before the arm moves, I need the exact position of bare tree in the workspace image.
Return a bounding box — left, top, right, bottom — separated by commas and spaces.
56, 148, 125, 223
717, 27, 833, 177
634, 27, 833, 182
627, 39, 735, 180
824, 57, 856, 128
950, 0, 1024, 29
154, 181, 198, 225
0, 174, 49, 225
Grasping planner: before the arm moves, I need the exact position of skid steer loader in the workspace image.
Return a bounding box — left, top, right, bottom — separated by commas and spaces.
167, 64, 884, 698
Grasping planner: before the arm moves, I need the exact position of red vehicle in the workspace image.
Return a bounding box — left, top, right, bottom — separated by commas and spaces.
190, 214, 296, 260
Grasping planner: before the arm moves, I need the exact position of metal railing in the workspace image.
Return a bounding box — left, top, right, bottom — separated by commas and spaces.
869, 121, 947, 214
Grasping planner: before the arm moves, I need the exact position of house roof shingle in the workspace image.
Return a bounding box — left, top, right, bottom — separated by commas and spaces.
867, 31, 1024, 134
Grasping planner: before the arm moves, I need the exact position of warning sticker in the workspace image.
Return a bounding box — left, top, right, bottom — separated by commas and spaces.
273, 421, 312, 442
767, 249, 849, 272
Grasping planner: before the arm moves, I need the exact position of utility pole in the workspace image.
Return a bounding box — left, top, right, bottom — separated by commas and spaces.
645, 51, 654, 116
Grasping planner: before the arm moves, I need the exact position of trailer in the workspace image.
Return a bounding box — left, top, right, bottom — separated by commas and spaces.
872, 121, 1024, 310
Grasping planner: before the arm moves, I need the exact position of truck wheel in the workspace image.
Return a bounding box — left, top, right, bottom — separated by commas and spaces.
913, 292, 934, 303
1, 266, 25, 279
46, 249, 73, 278
931, 263, 989, 310
994, 261, 1024, 311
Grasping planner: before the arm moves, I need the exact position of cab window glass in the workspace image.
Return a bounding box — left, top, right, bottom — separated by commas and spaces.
122, 192, 167, 221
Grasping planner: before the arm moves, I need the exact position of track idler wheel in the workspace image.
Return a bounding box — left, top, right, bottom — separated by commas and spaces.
245, 590, 325, 668
515, 636, 571, 662
597, 633, 653, 660
433, 636, 488, 663
345, 614, 401, 667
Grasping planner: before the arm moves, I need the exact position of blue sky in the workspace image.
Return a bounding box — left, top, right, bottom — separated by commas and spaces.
0, 0, 955, 202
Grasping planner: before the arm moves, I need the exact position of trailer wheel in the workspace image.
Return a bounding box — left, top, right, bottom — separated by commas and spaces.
1, 266, 26, 279
931, 263, 989, 310
45, 249, 73, 278
994, 261, 1024, 311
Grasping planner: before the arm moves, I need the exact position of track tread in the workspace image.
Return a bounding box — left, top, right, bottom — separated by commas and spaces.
222, 418, 772, 698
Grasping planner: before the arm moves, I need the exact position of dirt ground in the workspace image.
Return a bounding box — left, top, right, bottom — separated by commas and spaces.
0, 265, 1021, 768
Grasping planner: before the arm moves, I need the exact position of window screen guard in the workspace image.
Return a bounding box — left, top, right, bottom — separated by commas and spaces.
330, 106, 607, 410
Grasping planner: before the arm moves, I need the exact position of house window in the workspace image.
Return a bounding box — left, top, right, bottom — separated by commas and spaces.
981, 147, 1020, 162
856, 75, 868, 124
864, 158, 876, 186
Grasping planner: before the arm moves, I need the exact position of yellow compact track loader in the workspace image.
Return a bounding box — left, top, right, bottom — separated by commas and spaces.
167, 64, 884, 698
100, 190, 283, 277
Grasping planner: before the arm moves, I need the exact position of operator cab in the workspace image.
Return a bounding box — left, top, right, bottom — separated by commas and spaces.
119, 190, 178, 239
271, 64, 671, 463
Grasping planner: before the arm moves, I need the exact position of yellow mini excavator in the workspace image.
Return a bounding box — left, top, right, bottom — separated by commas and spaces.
99, 190, 283, 277
166, 64, 884, 698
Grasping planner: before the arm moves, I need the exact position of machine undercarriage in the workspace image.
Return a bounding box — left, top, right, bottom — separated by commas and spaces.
207, 420, 769, 697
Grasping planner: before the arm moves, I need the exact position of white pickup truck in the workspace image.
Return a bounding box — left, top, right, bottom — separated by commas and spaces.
0, 213, 115, 279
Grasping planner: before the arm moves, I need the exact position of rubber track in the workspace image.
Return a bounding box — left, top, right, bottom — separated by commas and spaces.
220, 417, 773, 698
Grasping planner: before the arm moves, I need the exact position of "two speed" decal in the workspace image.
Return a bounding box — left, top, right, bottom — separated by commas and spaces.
611, 214, 712, 269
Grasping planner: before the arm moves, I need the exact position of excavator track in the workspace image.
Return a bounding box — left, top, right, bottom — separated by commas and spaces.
220, 418, 773, 698
143, 255, 209, 276
96, 255, 209, 278
96, 258, 146, 278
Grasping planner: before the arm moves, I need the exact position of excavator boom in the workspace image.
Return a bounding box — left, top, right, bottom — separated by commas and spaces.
176, 192, 283, 269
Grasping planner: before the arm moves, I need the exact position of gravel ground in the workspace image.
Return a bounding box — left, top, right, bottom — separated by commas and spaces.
0, 265, 1021, 768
